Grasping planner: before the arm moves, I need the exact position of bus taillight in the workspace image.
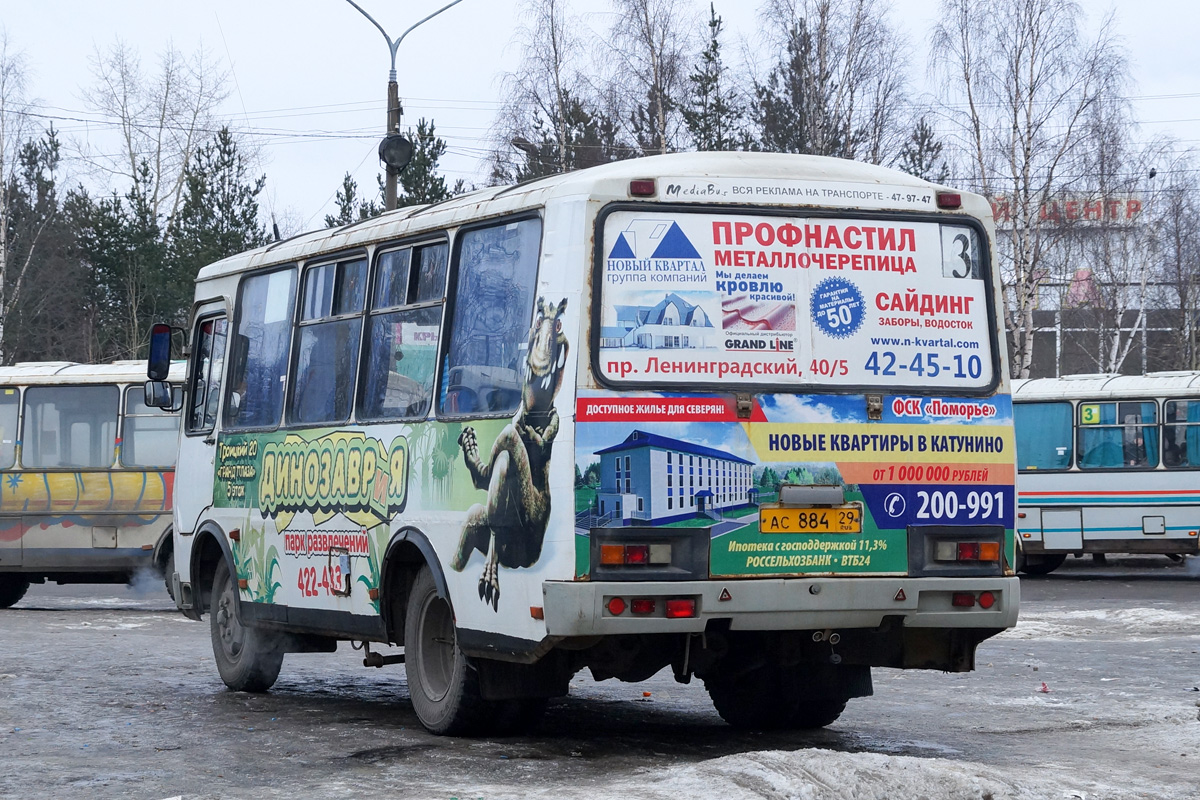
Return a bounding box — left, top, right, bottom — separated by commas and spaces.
599, 543, 672, 566
935, 540, 1001, 563
664, 598, 697, 618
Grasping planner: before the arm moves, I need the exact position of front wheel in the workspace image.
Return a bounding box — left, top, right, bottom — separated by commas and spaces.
210, 559, 283, 692
404, 566, 490, 735
0, 575, 30, 609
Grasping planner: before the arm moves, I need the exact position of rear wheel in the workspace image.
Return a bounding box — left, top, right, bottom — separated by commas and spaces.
0, 575, 30, 609
706, 664, 847, 730
210, 559, 283, 692
404, 566, 490, 735
1019, 552, 1067, 575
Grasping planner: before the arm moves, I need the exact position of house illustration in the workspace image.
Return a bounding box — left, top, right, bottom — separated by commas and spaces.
599, 293, 716, 350
594, 429, 754, 524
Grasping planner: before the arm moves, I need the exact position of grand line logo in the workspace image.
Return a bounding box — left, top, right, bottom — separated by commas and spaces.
257, 431, 408, 527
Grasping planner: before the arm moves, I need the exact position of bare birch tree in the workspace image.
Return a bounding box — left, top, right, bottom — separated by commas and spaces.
1147, 150, 1200, 370
489, 0, 590, 181
77, 40, 229, 226
752, 0, 909, 163
603, 0, 697, 156
931, 0, 1125, 378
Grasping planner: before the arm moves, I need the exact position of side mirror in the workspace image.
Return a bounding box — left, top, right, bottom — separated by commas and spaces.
148, 322, 174, 381
144, 381, 184, 412
144, 380, 172, 409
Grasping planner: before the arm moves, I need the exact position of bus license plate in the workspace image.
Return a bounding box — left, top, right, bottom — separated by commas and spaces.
760, 507, 862, 534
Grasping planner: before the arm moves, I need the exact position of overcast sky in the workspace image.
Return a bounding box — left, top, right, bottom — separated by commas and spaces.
4, 0, 1198, 233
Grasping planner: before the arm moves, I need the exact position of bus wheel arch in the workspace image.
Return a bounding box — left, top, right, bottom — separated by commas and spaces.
190, 524, 235, 618
380, 528, 450, 646
152, 525, 175, 600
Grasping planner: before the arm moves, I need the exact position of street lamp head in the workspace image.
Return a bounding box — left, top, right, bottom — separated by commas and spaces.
379, 134, 414, 171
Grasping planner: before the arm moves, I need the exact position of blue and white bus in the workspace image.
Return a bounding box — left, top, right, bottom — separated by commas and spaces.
1013, 373, 1200, 574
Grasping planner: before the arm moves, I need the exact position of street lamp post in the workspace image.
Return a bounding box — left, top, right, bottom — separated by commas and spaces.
343, 0, 466, 210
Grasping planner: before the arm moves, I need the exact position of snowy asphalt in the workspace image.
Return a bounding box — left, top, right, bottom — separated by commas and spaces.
1, 555, 1197, 799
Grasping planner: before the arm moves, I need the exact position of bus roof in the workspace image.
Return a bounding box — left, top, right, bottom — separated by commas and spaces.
196, 151, 979, 283
0, 360, 184, 385
1012, 371, 1200, 400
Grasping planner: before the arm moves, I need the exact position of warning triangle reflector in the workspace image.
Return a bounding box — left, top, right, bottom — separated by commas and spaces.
719, 588, 732, 602
894, 589, 907, 602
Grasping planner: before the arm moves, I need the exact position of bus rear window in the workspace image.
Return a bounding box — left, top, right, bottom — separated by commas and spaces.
596, 210, 994, 390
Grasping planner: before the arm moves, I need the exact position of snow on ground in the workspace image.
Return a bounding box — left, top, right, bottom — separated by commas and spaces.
457, 748, 1146, 800
997, 606, 1200, 641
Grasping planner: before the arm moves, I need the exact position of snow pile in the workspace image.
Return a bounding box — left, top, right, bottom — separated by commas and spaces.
998, 606, 1198, 640
468, 748, 1143, 800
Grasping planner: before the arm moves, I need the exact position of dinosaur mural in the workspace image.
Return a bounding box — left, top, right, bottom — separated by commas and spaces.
453, 297, 570, 609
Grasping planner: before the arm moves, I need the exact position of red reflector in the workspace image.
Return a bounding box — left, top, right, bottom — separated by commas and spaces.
957, 542, 981, 561
664, 598, 696, 618
978, 591, 996, 609
625, 544, 649, 565
951, 592, 975, 608
936, 191, 962, 209
630, 598, 656, 615
629, 179, 656, 196
607, 597, 626, 616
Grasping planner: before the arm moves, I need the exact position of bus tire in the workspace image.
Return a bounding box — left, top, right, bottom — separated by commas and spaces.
1019, 553, 1066, 576
789, 696, 847, 729
0, 575, 30, 609
405, 565, 488, 736
162, 549, 176, 602
210, 559, 283, 692
707, 664, 847, 730
706, 666, 794, 730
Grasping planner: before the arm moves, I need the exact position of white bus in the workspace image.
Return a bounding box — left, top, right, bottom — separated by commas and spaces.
0, 361, 182, 608
146, 152, 1018, 735
1013, 372, 1200, 574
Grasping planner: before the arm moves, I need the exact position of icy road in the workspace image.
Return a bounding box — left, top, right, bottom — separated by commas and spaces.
1, 556, 1197, 800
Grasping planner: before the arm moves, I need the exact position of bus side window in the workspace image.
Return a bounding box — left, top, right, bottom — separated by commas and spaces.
359, 243, 447, 421
225, 267, 297, 430
23, 386, 119, 468
439, 218, 542, 417
289, 257, 367, 425
0, 389, 18, 469
1077, 400, 1157, 469
1163, 400, 1200, 468
124, 386, 181, 467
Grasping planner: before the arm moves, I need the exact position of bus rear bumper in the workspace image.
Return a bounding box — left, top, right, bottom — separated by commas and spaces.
542, 576, 1020, 637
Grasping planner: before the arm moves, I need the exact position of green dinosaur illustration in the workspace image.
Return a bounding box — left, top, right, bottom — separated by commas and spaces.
453, 297, 569, 610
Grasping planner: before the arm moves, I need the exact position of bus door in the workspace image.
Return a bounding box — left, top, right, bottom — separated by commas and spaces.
176, 306, 228, 534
